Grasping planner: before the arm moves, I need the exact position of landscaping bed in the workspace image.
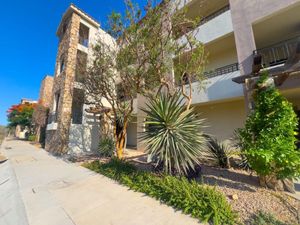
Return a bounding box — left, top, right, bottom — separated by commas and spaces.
83, 159, 237, 225
83, 159, 300, 225
201, 165, 300, 225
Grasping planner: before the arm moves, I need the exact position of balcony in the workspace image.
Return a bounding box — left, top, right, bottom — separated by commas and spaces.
204, 63, 239, 79
179, 63, 243, 105
196, 5, 230, 29
178, 5, 233, 45
178, 63, 239, 86
254, 36, 300, 68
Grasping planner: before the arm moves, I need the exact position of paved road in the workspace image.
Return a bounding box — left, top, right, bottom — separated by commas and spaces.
0, 139, 200, 225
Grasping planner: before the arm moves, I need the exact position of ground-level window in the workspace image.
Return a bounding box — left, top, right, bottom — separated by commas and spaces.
71, 89, 84, 124
48, 92, 60, 124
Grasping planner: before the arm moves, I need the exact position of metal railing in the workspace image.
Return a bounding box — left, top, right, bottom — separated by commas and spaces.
177, 63, 239, 85
184, 5, 230, 34
204, 63, 239, 79
47, 112, 57, 124
253, 36, 300, 67
199, 5, 230, 26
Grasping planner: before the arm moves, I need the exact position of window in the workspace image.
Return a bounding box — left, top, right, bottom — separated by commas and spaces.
54, 92, 60, 113
48, 92, 60, 124
78, 23, 89, 47
57, 55, 65, 76
75, 50, 88, 83
60, 57, 65, 74
71, 89, 84, 124
59, 19, 70, 42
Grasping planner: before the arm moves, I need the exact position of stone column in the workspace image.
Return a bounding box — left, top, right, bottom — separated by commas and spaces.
45, 12, 81, 154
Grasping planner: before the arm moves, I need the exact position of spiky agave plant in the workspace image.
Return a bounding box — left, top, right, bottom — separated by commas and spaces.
204, 135, 232, 168
141, 92, 207, 176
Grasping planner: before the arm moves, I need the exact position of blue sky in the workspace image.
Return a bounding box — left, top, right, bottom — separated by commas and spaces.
0, 0, 151, 125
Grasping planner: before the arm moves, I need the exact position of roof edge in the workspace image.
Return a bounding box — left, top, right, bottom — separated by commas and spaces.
56, 3, 100, 37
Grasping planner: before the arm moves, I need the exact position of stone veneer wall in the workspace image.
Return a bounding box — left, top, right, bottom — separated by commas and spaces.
45, 12, 81, 154
39, 76, 54, 108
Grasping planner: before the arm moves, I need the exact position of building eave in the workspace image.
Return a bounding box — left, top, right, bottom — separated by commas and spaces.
56, 3, 100, 37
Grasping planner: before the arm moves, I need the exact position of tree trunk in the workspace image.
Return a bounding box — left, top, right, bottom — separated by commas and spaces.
114, 120, 128, 159
116, 132, 126, 159
35, 126, 41, 143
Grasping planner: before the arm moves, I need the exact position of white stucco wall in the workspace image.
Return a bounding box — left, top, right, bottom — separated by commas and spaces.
68, 104, 100, 155
178, 9, 233, 46
183, 70, 243, 105
126, 119, 137, 147
206, 42, 238, 71
195, 99, 246, 141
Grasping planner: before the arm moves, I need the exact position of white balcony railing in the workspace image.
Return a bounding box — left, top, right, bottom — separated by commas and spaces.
178, 6, 233, 45
180, 69, 243, 105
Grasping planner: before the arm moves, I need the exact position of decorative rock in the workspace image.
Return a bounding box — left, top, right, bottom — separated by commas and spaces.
230, 194, 239, 200
258, 175, 297, 193
282, 178, 295, 193
259, 175, 284, 191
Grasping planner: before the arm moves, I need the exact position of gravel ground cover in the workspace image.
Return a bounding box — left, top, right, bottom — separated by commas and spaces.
201, 165, 300, 225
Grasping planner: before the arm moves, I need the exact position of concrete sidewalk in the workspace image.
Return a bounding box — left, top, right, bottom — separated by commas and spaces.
0, 139, 200, 225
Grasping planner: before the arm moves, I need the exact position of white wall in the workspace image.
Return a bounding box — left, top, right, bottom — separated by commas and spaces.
68, 104, 100, 155
194, 99, 246, 141
183, 70, 243, 105
205, 40, 238, 71
126, 120, 137, 147
178, 10, 233, 46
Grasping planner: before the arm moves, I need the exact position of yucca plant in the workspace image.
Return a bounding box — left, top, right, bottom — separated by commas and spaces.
141, 92, 207, 176
98, 137, 115, 157
203, 135, 233, 168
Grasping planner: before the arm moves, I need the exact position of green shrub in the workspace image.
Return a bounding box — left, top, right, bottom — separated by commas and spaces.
98, 137, 115, 157
28, 135, 36, 142
141, 92, 207, 176
238, 73, 300, 179
250, 211, 291, 225
83, 159, 237, 225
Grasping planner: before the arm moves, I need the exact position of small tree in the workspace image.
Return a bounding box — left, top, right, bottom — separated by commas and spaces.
32, 103, 49, 144
7, 103, 36, 132
238, 73, 300, 184
84, 0, 206, 159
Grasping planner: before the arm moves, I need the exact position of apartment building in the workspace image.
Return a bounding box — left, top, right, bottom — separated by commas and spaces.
45, 1, 300, 155
45, 4, 115, 154
39, 75, 53, 108
172, 0, 300, 141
